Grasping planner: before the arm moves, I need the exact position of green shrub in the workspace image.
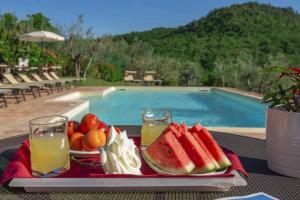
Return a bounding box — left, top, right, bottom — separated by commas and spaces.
87, 63, 100, 79
99, 63, 122, 82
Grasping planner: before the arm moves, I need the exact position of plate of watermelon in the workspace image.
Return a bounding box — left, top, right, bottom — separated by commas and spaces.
141, 122, 232, 176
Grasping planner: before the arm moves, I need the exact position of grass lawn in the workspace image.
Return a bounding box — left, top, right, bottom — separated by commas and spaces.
78, 78, 162, 86
79, 78, 125, 86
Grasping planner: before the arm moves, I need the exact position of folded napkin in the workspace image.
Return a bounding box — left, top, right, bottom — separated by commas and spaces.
0, 137, 248, 186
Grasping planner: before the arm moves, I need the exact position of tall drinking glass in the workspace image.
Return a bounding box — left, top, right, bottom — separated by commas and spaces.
29, 115, 70, 177
141, 108, 172, 147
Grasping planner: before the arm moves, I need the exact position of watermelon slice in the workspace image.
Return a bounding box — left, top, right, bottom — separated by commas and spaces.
191, 124, 232, 169
191, 132, 220, 169
175, 131, 217, 173
180, 123, 189, 132
143, 130, 195, 174
162, 122, 182, 138
189, 123, 204, 133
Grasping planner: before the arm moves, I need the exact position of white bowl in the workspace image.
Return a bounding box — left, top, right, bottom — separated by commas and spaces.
69, 149, 100, 158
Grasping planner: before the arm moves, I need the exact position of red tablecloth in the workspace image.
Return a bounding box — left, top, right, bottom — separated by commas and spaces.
0, 137, 248, 186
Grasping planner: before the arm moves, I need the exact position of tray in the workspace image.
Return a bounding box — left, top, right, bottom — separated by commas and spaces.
9, 170, 247, 192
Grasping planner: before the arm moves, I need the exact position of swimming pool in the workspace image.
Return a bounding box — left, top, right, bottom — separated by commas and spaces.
73, 88, 265, 127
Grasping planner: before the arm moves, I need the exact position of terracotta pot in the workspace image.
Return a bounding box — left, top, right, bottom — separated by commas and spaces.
266, 107, 300, 178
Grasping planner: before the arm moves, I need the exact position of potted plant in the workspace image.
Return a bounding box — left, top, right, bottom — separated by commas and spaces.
263, 66, 300, 178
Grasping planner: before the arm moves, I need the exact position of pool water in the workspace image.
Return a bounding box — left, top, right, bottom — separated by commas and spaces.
73, 89, 265, 127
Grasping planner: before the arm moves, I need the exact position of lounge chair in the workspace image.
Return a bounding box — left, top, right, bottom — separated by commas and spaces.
50, 71, 82, 85
124, 71, 142, 84
0, 83, 27, 103
31, 73, 63, 92
143, 71, 162, 86
49, 71, 76, 87
0, 89, 8, 107
17, 73, 58, 94
43, 72, 71, 90
2, 74, 40, 98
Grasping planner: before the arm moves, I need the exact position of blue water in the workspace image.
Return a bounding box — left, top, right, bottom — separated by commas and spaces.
73, 89, 265, 127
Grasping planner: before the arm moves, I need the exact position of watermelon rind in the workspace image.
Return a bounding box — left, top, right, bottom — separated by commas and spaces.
191, 162, 216, 173
191, 132, 221, 170
217, 154, 232, 169
196, 128, 232, 169
179, 131, 217, 173
142, 150, 195, 174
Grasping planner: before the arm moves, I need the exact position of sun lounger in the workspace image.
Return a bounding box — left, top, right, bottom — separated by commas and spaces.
0, 83, 27, 103
124, 71, 142, 84
143, 71, 162, 86
49, 71, 77, 87
31, 73, 63, 92
2, 74, 39, 98
17, 73, 58, 94
43, 72, 70, 90
50, 71, 82, 84
0, 89, 8, 107
3, 73, 45, 97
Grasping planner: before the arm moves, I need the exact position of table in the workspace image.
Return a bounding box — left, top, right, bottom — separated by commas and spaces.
0, 125, 299, 200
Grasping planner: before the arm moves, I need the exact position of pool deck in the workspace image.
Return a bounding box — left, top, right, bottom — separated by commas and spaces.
0, 86, 105, 139
0, 86, 265, 140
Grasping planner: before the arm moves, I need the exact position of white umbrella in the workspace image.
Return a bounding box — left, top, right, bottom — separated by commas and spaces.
19, 31, 64, 42
19, 31, 64, 70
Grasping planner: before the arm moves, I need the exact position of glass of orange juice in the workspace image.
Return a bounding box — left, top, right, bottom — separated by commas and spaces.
29, 115, 70, 177
141, 108, 172, 147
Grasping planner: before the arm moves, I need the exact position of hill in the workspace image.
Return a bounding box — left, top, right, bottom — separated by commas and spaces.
117, 2, 300, 73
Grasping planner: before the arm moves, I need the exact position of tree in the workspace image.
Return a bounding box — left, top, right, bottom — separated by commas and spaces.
62, 15, 97, 78
156, 56, 180, 85
128, 38, 154, 76
27, 13, 57, 32
0, 13, 20, 64
179, 61, 202, 86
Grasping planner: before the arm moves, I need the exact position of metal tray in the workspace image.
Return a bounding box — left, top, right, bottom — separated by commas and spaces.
9, 170, 247, 192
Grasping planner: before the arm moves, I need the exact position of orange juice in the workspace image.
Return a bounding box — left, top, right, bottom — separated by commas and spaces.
141, 124, 167, 146
30, 132, 70, 175
141, 108, 171, 147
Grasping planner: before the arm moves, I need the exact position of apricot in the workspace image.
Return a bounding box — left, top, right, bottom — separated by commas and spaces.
69, 132, 84, 150
79, 114, 100, 133
81, 139, 97, 151
82, 129, 106, 150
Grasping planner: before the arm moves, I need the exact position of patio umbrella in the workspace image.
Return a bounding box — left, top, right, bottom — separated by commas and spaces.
19, 30, 64, 72
19, 30, 64, 42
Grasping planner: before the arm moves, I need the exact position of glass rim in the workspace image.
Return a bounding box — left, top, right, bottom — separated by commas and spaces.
29, 115, 68, 126
141, 107, 172, 113
141, 107, 172, 122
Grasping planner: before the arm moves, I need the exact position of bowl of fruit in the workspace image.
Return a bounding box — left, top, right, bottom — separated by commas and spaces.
67, 113, 121, 158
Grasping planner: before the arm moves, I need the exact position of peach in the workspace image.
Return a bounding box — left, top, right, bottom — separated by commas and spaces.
79, 114, 100, 133
82, 129, 106, 150
81, 139, 97, 151
69, 132, 84, 150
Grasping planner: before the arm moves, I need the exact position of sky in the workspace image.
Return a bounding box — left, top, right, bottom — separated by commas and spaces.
0, 0, 299, 36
